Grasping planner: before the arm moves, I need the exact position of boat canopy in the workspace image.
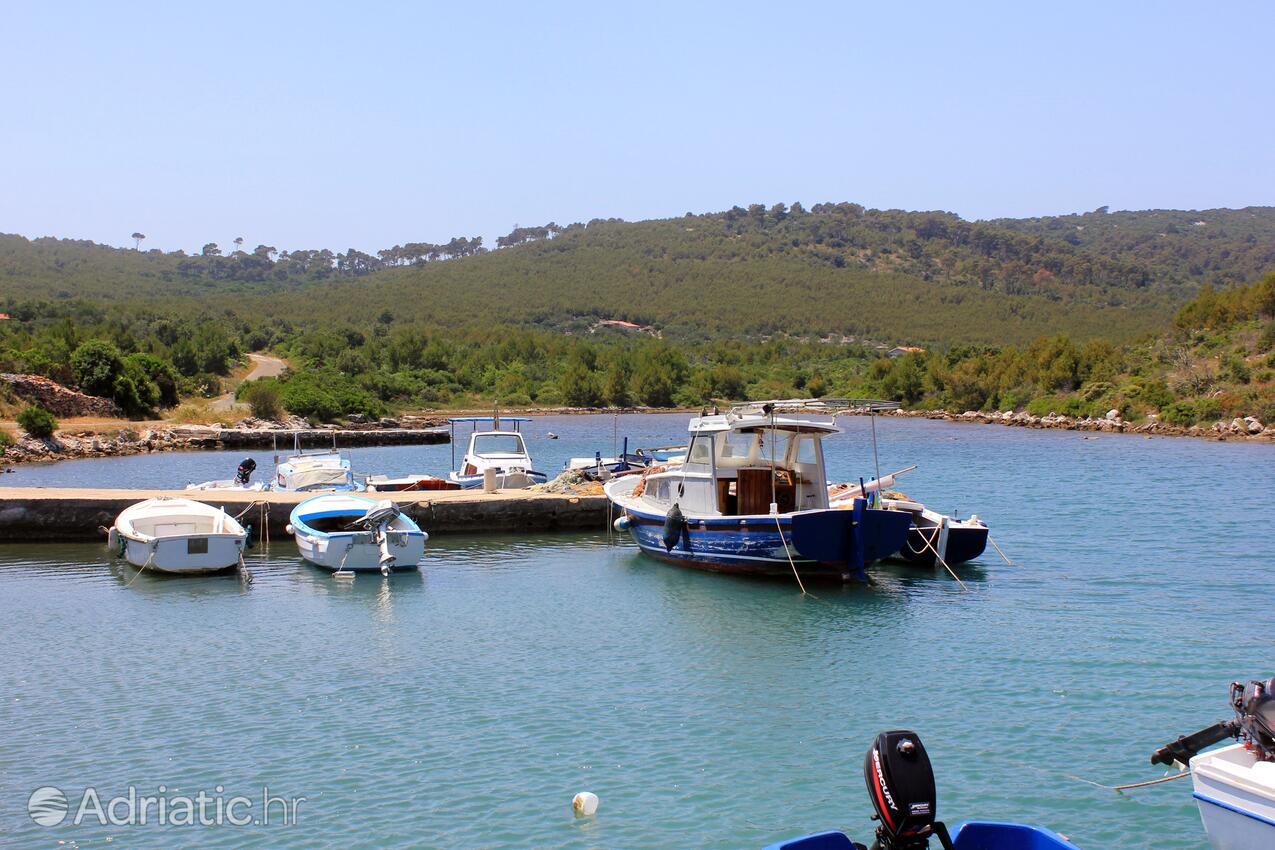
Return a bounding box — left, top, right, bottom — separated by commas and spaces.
688, 413, 841, 435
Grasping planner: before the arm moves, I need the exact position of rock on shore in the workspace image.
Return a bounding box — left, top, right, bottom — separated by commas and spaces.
880, 408, 1274, 441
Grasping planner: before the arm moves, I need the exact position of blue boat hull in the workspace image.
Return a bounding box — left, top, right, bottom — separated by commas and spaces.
621, 504, 912, 582
763, 820, 1080, 849
896, 524, 989, 566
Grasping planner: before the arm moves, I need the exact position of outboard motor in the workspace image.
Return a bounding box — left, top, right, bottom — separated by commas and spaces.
349, 500, 402, 576
1152, 676, 1275, 766
235, 457, 257, 487
864, 731, 953, 850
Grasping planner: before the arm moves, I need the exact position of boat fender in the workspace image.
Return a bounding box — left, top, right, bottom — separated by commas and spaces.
285, 524, 294, 535
107, 527, 120, 556
613, 515, 631, 532
244, 524, 254, 548
662, 504, 685, 552
571, 791, 598, 817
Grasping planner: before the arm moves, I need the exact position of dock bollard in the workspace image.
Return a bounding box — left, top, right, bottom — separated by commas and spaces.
483, 467, 498, 493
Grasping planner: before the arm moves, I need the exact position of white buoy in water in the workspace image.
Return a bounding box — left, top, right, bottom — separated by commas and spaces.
572, 791, 598, 817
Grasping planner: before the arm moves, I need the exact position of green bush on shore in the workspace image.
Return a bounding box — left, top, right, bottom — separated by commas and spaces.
16, 405, 58, 438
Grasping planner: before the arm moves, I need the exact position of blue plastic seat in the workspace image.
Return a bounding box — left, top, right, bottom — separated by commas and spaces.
761, 831, 858, 850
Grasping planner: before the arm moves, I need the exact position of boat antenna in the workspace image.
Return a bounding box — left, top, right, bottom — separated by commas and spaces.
870, 408, 882, 505
450, 419, 456, 471
765, 403, 778, 514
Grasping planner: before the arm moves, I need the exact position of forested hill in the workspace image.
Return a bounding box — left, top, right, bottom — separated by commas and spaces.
985, 207, 1275, 288
4, 203, 1273, 346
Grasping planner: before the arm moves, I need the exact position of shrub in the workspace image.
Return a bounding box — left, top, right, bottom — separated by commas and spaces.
0, 430, 14, 452
17, 405, 58, 438
242, 381, 283, 420
70, 339, 124, 398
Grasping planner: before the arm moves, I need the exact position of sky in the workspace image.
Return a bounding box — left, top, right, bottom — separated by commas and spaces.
2, 1, 1272, 254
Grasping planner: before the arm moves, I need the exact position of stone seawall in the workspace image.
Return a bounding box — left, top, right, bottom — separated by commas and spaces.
3, 426, 449, 465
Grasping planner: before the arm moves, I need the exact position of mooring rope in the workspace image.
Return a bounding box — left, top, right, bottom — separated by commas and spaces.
774, 516, 808, 595
988, 534, 1013, 565
912, 525, 970, 592
123, 543, 157, 589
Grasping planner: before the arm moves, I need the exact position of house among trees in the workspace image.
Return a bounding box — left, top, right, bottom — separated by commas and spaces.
887, 345, 926, 358
592, 319, 659, 337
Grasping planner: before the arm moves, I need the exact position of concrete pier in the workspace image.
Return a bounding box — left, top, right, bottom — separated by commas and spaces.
0, 488, 608, 542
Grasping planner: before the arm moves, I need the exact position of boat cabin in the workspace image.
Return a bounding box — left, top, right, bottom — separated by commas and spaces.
448, 416, 535, 476
639, 413, 836, 517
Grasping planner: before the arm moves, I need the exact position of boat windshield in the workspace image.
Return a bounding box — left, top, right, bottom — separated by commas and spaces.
472, 434, 526, 455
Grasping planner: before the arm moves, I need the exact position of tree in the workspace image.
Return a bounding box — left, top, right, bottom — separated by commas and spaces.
131, 232, 146, 251
70, 339, 124, 397
233, 236, 244, 253
201, 242, 221, 257
242, 381, 283, 420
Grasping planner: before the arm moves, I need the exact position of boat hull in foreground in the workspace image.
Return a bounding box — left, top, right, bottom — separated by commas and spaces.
1191, 743, 1275, 850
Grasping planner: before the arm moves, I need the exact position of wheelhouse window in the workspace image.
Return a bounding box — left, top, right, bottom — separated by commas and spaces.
687, 435, 712, 465
473, 434, 526, 455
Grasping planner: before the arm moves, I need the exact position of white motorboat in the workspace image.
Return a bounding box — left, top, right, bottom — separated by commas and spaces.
287, 494, 428, 575
273, 449, 356, 491
446, 416, 547, 489
187, 457, 266, 491
1152, 677, 1275, 850
109, 498, 248, 574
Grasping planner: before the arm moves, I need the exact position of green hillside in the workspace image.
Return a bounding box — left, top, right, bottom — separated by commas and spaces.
7, 203, 1274, 347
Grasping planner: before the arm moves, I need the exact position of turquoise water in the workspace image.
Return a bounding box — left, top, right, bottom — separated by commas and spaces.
1, 415, 1273, 849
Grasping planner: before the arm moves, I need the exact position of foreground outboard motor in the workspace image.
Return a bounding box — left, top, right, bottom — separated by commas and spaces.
349, 500, 403, 576
235, 457, 257, 487
864, 731, 953, 850
1152, 676, 1275, 766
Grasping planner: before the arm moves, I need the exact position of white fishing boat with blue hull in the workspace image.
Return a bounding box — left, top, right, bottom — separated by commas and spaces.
604, 401, 912, 581
287, 494, 427, 575
447, 416, 547, 489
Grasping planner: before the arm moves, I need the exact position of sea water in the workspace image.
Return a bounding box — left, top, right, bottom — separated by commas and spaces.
0, 415, 1272, 849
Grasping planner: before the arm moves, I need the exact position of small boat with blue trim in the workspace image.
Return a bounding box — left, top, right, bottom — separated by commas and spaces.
604, 400, 913, 582
765, 729, 1079, 850
447, 416, 547, 489
287, 494, 428, 575
1152, 676, 1275, 850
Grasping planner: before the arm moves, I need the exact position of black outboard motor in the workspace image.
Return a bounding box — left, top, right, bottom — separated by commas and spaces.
235, 457, 257, 487
1152, 676, 1275, 766
863, 731, 954, 850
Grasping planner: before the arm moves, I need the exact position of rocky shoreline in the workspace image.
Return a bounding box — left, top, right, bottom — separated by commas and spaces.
1, 416, 450, 466
878, 407, 1274, 441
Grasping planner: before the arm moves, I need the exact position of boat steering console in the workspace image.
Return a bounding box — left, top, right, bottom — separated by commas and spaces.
1152, 676, 1275, 767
